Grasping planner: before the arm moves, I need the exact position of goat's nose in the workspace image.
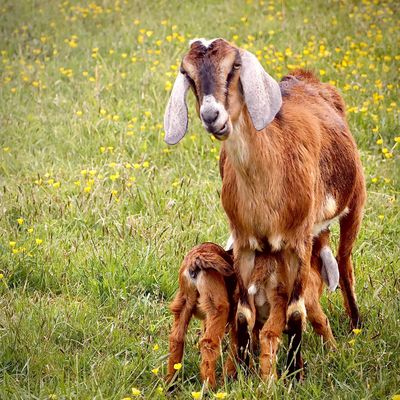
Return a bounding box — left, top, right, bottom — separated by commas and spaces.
201, 109, 219, 125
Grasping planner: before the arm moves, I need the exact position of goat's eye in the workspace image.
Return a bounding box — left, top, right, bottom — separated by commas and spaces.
180, 67, 187, 75
233, 63, 241, 70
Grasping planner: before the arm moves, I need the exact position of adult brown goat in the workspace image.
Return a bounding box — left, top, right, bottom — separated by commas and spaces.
164, 38, 366, 379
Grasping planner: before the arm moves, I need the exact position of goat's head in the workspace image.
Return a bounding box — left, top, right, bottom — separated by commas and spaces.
164, 38, 282, 145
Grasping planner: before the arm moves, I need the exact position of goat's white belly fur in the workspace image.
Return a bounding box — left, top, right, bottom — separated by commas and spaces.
313, 206, 350, 236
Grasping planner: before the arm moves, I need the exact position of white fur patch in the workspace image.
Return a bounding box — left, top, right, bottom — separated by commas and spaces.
313, 206, 350, 236
312, 219, 334, 236
249, 236, 262, 250
189, 38, 219, 49
269, 234, 283, 251
320, 246, 339, 291
248, 284, 257, 295
324, 194, 337, 217
287, 298, 306, 330
225, 234, 234, 251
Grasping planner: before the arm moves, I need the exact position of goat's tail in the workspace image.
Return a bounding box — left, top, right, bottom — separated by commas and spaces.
185, 242, 235, 278
287, 69, 320, 83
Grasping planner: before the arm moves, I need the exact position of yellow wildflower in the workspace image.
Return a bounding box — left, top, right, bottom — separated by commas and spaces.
35, 238, 43, 245
151, 368, 159, 375
153, 344, 159, 351
173, 363, 182, 370
352, 329, 362, 335
9, 241, 16, 247
131, 388, 141, 396
17, 218, 24, 225
192, 392, 201, 399
214, 393, 227, 399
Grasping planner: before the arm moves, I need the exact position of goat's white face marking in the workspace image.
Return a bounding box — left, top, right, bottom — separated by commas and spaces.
200, 95, 229, 134
189, 37, 219, 49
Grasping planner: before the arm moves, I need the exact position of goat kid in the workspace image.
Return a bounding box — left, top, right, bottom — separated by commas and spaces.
246, 229, 336, 381
167, 237, 336, 387
164, 38, 366, 378
167, 243, 237, 389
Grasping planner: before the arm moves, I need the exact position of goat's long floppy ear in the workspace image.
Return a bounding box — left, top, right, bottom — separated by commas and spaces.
164, 72, 190, 145
240, 50, 282, 131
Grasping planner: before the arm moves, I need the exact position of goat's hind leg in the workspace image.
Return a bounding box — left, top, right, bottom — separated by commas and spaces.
307, 299, 336, 349
337, 192, 365, 329
167, 292, 196, 383
259, 288, 287, 380
198, 276, 230, 388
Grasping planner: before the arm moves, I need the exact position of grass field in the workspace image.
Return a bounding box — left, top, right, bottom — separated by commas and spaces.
0, 0, 399, 398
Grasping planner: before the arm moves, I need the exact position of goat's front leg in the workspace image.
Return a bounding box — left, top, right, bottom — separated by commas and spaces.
285, 239, 312, 380
167, 292, 196, 383
234, 247, 256, 365
259, 287, 287, 380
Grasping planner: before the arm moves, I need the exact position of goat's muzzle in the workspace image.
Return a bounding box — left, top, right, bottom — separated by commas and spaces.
200, 94, 230, 139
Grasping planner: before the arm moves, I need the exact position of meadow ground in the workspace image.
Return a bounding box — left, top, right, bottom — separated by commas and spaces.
0, 0, 399, 399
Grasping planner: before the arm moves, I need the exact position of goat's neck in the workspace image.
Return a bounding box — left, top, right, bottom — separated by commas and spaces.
225, 110, 276, 184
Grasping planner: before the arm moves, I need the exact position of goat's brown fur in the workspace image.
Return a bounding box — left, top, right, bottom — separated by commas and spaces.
168, 239, 336, 386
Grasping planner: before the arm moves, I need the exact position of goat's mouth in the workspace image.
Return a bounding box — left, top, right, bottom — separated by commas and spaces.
212, 121, 230, 140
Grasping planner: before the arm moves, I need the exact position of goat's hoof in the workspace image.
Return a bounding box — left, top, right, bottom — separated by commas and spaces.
350, 316, 363, 330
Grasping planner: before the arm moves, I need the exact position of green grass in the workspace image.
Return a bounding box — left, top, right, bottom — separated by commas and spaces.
0, 0, 399, 398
